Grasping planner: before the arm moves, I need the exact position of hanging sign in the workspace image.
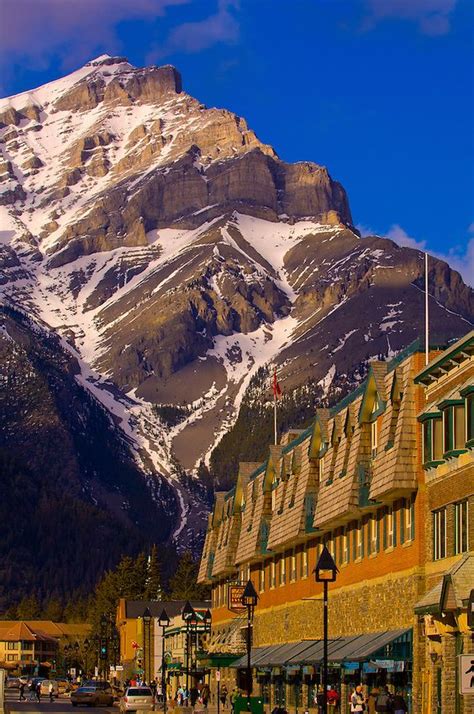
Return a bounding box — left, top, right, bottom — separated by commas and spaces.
228, 585, 246, 613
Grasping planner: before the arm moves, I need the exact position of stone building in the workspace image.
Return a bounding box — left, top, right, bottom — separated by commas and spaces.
198, 334, 474, 713
413, 331, 474, 714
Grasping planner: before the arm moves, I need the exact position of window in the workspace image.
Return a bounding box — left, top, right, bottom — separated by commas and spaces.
353, 520, 364, 560
270, 558, 276, 588
443, 403, 466, 454
454, 500, 469, 554
406, 496, 415, 542
318, 456, 324, 482
279, 554, 286, 586
259, 563, 266, 592
301, 547, 308, 578
7, 642, 18, 650
466, 392, 474, 443
6, 654, 17, 661
371, 419, 378, 458
384, 507, 394, 549
433, 508, 447, 560
342, 529, 349, 564
290, 550, 297, 581
422, 417, 443, 464
368, 514, 379, 555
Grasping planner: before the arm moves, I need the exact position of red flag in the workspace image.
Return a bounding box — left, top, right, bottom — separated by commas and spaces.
272, 369, 282, 399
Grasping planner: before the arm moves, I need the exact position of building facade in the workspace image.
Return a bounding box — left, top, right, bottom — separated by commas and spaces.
0, 621, 90, 676
414, 332, 474, 714
198, 335, 474, 713
116, 599, 210, 687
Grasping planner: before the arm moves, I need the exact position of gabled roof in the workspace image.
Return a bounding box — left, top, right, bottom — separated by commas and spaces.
124, 600, 210, 619
414, 554, 474, 614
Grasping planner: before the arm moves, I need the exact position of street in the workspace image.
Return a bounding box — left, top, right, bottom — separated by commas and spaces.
3, 691, 116, 714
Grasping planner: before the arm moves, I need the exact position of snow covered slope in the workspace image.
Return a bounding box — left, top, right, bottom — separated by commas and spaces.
1, 56, 473, 540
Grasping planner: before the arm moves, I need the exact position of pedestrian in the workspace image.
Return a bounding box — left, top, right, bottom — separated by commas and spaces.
350, 685, 365, 713
375, 686, 392, 713
18, 680, 26, 701
367, 688, 379, 714
28, 680, 35, 701
220, 683, 228, 708
315, 686, 325, 714
230, 687, 240, 714
49, 681, 55, 702
327, 685, 340, 712
36, 681, 42, 703
391, 691, 408, 714
201, 683, 210, 708
177, 685, 185, 706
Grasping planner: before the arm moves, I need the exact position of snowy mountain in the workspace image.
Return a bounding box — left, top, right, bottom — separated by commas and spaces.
1, 55, 472, 549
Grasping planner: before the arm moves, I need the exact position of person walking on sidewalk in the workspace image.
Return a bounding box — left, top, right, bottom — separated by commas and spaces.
35, 681, 42, 703
49, 681, 55, 702
18, 680, 26, 701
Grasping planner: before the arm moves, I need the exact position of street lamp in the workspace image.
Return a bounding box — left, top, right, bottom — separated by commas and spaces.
182, 601, 197, 698
142, 608, 152, 684
241, 580, 258, 703
83, 639, 90, 678
314, 545, 338, 714
158, 609, 170, 714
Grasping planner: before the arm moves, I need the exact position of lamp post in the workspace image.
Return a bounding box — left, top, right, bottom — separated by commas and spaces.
83, 639, 90, 678
142, 608, 152, 684
182, 601, 197, 699
158, 609, 170, 714
241, 580, 258, 704
314, 545, 338, 714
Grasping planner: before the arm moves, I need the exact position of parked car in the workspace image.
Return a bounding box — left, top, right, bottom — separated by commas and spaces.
40, 680, 59, 697
6, 677, 20, 689
119, 687, 155, 712
56, 678, 72, 694
71, 685, 114, 707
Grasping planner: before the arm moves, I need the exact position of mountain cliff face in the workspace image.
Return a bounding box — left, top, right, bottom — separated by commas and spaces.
1, 55, 473, 558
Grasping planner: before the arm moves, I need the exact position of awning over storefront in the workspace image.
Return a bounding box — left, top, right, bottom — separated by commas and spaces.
231, 629, 411, 668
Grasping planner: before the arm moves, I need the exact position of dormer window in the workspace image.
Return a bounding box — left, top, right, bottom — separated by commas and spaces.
371, 419, 378, 458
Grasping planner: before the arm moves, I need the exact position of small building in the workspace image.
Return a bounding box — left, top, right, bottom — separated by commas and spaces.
0, 621, 91, 676
116, 599, 210, 685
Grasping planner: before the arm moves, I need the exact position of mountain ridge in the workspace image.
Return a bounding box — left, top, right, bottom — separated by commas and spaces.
1, 56, 472, 561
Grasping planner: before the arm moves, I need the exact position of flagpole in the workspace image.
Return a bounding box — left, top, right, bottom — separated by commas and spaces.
274, 391, 277, 445
425, 252, 429, 365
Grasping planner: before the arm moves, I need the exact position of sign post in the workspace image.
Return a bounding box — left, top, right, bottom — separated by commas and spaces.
459, 655, 474, 695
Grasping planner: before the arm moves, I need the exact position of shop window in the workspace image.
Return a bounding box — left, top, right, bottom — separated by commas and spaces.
433, 508, 447, 560
290, 549, 297, 581
454, 500, 469, 554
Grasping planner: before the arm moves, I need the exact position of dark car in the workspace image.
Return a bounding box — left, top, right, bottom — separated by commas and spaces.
71, 686, 114, 707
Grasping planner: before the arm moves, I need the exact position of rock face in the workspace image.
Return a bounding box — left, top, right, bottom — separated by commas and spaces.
0, 53, 472, 497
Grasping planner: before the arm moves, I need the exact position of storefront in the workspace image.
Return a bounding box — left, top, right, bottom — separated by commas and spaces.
232, 629, 413, 713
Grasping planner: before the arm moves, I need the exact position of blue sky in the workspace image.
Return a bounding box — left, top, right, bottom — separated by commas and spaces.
1, 0, 473, 282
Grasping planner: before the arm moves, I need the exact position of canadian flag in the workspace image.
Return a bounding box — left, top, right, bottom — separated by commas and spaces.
132, 641, 139, 649
272, 368, 282, 399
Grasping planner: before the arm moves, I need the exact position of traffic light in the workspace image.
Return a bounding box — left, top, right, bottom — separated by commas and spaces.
99, 639, 108, 659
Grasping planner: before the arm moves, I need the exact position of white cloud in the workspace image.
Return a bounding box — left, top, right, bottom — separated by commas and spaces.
386, 223, 473, 287
363, 0, 457, 35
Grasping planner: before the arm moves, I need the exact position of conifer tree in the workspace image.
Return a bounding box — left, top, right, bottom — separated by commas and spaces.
169, 551, 209, 601
144, 545, 163, 600
43, 597, 64, 622
16, 594, 41, 619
